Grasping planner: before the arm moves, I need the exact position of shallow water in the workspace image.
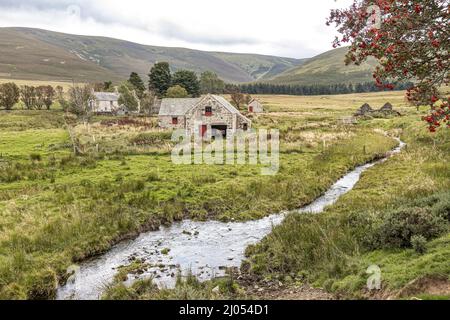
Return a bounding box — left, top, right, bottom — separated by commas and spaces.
57, 139, 405, 300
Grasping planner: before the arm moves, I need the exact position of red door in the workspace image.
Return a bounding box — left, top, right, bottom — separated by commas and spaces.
249, 106, 254, 113
200, 125, 207, 137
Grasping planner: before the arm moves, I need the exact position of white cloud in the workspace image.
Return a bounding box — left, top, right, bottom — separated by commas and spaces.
0, 0, 354, 58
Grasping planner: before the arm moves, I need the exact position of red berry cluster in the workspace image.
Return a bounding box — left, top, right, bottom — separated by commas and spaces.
423, 99, 450, 132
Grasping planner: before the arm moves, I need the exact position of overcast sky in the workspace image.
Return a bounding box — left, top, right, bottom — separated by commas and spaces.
0, 0, 354, 59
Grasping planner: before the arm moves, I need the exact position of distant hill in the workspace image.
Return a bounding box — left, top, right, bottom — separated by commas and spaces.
0, 27, 305, 84
268, 47, 378, 85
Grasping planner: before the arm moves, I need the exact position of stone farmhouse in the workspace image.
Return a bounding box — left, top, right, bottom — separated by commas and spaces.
248, 99, 264, 113
158, 94, 251, 137
88, 92, 121, 114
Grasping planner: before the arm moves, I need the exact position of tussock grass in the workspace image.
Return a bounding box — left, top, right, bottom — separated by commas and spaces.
102, 271, 244, 300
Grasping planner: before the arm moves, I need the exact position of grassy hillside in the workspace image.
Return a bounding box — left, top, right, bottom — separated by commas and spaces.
269, 47, 378, 85
0, 28, 383, 86
0, 28, 120, 83
0, 27, 304, 84
211, 52, 308, 81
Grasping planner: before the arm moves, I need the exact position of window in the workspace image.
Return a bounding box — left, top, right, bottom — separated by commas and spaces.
205, 106, 212, 116
172, 117, 178, 125
243, 123, 248, 131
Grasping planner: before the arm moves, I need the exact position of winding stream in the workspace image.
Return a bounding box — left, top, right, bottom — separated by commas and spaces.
57, 139, 405, 300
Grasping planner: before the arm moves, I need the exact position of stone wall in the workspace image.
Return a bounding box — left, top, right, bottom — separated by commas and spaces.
236, 114, 251, 129
158, 115, 186, 129
92, 100, 119, 113
158, 95, 251, 134
249, 101, 264, 113
185, 96, 236, 132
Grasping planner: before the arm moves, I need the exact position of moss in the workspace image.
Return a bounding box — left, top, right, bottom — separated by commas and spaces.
161, 248, 171, 255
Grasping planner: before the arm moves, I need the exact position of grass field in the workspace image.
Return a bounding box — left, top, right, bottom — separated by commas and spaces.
0, 92, 448, 300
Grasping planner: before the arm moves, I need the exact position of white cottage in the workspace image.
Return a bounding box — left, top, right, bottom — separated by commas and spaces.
159, 94, 251, 137
89, 92, 120, 114
248, 99, 264, 113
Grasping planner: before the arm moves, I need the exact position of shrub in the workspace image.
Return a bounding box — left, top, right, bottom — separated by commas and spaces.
410, 191, 450, 222
431, 197, 450, 222
129, 132, 172, 146
119, 179, 145, 193
79, 156, 97, 168
59, 154, 77, 167
147, 171, 160, 182
411, 235, 428, 254
372, 207, 447, 249
102, 283, 136, 300
29, 153, 42, 162
0, 166, 22, 182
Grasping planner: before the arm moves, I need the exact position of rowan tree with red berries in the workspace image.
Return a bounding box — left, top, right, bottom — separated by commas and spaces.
327, 0, 449, 132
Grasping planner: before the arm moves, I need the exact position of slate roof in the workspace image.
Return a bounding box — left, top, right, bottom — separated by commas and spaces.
159, 95, 250, 123
93, 92, 120, 101
248, 98, 261, 105
159, 98, 202, 116
210, 95, 241, 115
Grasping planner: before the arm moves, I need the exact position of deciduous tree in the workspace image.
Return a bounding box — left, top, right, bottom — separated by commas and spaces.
34, 86, 46, 110
165, 85, 189, 98
200, 71, 225, 94
230, 92, 245, 109
91, 83, 106, 92
0, 82, 20, 110
244, 94, 253, 105
20, 85, 36, 110
140, 90, 157, 115
118, 82, 140, 112
55, 86, 69, 111
67, 85, 94, 123
42, 86, 55, 110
